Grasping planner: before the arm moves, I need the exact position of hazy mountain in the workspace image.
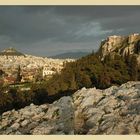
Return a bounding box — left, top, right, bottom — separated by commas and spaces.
0, 47, 25, 56
49, 52, 90, 59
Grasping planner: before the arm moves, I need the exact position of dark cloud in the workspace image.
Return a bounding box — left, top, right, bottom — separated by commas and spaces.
0, 6, 139, 56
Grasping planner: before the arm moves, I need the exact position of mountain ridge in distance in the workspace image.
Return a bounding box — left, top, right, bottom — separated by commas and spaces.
49, 51, 90, 59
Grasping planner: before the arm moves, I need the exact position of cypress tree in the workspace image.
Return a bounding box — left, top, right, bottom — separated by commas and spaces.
129, 55, 138, 81
16, 65, 22, 83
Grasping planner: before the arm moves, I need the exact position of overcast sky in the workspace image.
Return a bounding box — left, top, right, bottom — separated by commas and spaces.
0, 6, 140, 56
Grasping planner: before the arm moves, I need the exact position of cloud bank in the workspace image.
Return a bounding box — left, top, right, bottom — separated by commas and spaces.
0, 6, 139, 56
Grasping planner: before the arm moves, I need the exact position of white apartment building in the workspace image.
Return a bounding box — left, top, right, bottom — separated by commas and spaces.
43, 67, 55, 77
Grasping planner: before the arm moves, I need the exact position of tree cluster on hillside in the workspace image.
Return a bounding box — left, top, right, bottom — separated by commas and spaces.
0, 83, 50, 114
45, 52, 132, 95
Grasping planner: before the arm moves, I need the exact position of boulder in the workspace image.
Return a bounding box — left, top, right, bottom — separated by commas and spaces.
11, 123, 20, 130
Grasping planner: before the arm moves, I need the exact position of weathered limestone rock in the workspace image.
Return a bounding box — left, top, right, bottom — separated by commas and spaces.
99, 34, 140, 62
73, 81, 140, 135
0, 81, 140, 135
11, 123, 20, 130
21, 120, 29, 127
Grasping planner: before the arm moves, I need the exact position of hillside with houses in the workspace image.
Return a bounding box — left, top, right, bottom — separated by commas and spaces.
0, 47, 74, 85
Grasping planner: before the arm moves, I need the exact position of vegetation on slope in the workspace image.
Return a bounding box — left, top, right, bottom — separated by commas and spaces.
0, 51, 140, 114
32, 51, 140, 95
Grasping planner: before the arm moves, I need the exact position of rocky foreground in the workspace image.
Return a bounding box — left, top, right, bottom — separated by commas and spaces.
0, 81, 140, 135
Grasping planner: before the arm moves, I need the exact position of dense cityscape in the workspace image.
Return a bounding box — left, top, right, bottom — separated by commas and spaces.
0, 47, 74, 86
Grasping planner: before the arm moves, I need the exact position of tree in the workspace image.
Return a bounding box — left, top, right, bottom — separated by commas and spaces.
34, 67, 43, 82
16, 65, 22, 83
135, 40, 140, 54
129, 55, 138, 81
0, 69, 4, 76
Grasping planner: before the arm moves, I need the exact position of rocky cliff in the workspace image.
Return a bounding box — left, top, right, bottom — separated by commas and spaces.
99, 34, 140, 63
0, 81, 140, 135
